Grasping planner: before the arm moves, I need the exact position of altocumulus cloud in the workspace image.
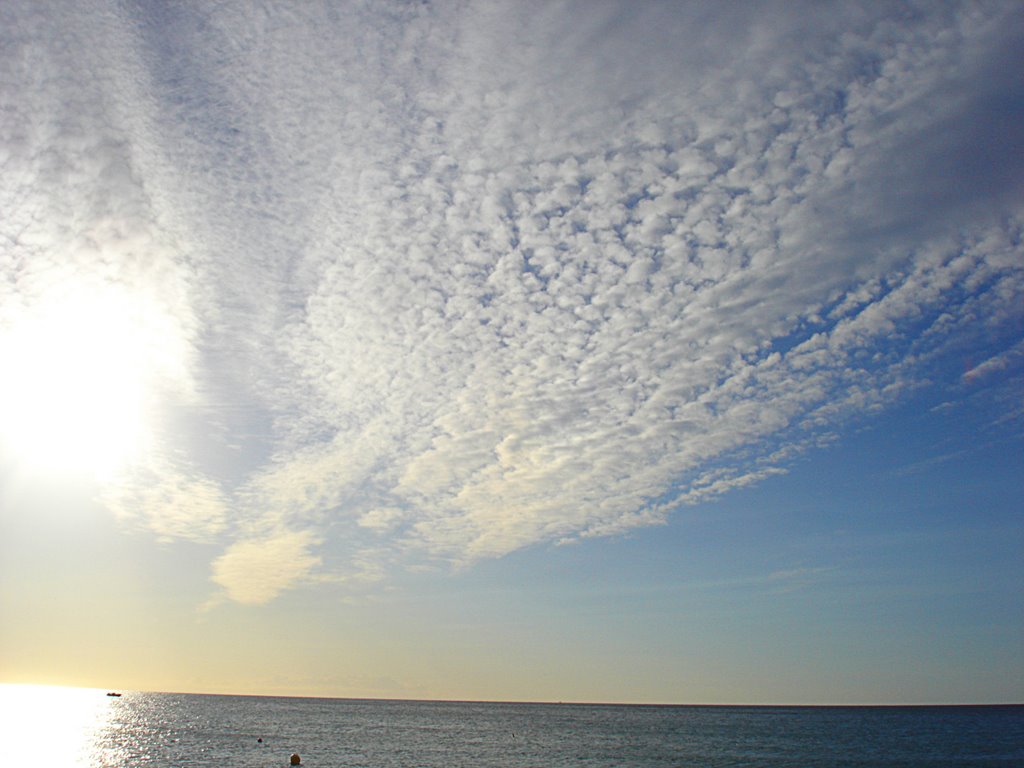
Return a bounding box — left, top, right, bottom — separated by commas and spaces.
1, 1, 1022, 604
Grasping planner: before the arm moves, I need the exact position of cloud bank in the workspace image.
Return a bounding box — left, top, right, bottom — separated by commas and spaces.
2, 1, 1021, 603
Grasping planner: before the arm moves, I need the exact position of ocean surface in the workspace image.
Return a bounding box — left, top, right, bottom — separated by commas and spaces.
1, 685, 1021, 767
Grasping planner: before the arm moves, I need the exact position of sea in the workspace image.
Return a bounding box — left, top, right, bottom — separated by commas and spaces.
1, 685, 1021, 767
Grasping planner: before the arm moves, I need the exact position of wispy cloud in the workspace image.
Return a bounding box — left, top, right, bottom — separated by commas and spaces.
2, 1, 1021, 602
102, 465, 229, 544
963, 340, 1024, 384
764, 567, 834, 594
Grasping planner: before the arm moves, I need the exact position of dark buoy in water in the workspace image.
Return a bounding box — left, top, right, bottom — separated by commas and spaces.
290, 753, 301, 765
257, 737, 262, 743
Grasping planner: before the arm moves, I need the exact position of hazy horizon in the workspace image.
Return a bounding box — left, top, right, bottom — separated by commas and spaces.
6, 683, 1023, 709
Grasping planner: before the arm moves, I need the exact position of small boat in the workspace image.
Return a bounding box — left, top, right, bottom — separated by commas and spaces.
106, 692, 122, 697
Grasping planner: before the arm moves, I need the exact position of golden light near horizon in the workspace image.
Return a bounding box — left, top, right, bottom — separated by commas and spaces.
0, 280, 170, 482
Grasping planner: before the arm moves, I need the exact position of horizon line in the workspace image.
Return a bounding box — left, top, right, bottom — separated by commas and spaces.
3, 682, 1019, 709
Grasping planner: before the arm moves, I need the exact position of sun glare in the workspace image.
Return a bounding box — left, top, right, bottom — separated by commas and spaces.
0, 684, 113, 766
0, 283, 161, 481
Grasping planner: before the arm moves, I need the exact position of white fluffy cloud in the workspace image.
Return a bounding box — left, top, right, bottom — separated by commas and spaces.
2, 1, 1021, 602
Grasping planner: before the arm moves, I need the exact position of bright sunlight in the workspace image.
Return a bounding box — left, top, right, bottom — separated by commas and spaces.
0, 684, 113, 766
0, 280, 168, 481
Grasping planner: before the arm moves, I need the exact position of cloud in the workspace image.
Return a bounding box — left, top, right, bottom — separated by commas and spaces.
210, 529, 321, 606
102, 466, 229, 544
963, 340, 1024, 384
358, 507, 406, 534
2, 1, 1022, 602
763, 567, 834, 594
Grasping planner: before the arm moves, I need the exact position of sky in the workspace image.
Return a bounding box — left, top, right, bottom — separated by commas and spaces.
0, 0, 1021, 705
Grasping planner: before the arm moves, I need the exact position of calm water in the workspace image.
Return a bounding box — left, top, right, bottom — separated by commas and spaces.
1, 685, 1021, 767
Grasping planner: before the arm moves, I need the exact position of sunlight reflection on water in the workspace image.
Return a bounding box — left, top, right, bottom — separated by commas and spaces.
1, 686, 1021, 767
0, 684, 115, 766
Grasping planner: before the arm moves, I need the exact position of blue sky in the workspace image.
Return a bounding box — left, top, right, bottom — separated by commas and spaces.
0, 0, 1022, 703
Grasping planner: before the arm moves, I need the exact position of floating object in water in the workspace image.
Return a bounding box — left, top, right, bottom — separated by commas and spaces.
106, 692, 122, 697
290, 753, 301, 765
257, 737, 262, 743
